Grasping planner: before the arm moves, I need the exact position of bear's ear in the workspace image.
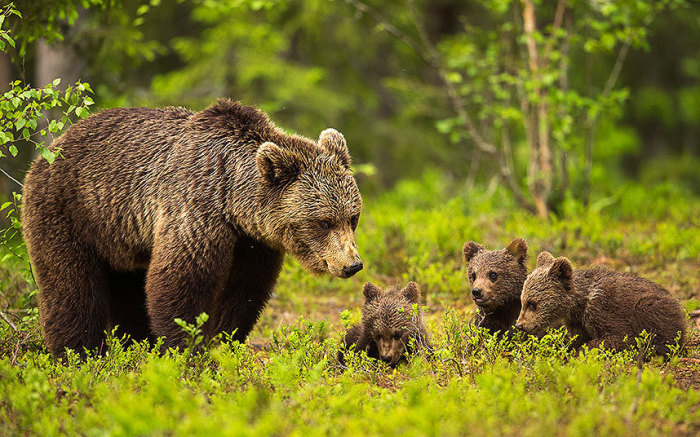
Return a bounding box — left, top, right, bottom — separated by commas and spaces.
402, 281, 420, 303
462, 241, 484, 264
536, 251, 555, 268
256, 142, 302, 186
548, 257, 573, 283
505, 238, 528, 264
319, 128, 351, 168
363, 282, 381, 303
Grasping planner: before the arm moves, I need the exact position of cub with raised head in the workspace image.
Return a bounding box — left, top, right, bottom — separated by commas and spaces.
463, 238, 529, 333
23, 99, 363, 357
339, 282, 431, 367
515, 252, 687, 355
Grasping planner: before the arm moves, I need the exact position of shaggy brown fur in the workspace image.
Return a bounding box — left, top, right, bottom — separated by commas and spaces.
463, 238, 528, 333
516, 252, 687, 355
22, 99, 363, 357
339, 282, 431, 367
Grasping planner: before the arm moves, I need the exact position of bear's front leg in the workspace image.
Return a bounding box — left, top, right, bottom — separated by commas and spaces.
145, 221, 234, 349
207, 236, 284, 341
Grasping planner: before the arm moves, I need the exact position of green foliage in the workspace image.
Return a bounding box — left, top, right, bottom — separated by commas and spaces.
0, 311, 697, 436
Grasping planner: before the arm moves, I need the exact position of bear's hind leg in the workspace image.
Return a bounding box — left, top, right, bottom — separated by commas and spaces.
32, 236, 111, 358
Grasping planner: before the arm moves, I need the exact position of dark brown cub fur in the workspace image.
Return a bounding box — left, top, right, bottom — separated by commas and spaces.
22, 99, 363, 357
463, 238, 528, 333
516, 252, 687, 355
339, 282, 431, 367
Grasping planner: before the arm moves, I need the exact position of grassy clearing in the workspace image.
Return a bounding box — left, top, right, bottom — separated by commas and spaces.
0, 173, 699, 436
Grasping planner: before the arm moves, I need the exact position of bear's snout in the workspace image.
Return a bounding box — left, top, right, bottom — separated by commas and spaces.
342, 262, 363, 278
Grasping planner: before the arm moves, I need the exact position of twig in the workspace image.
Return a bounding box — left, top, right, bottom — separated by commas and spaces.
0, 310, 18, 331
407, 0, 497, 156
340, 0, 431, 65
0, 167, 23, 187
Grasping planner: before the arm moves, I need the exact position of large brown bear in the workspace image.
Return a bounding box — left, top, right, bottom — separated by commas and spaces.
22, 99, 363, 357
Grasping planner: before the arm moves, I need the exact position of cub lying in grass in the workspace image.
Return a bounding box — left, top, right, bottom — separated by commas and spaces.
463, 238, 529, 334
515, 252, 687, 355
339, 282, 431, 367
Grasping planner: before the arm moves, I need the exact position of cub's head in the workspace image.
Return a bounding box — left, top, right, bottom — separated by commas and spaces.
463, 238, 528, 312
361, 282, 428, 367
515, 252, 575, 336
256, 128, 362, 278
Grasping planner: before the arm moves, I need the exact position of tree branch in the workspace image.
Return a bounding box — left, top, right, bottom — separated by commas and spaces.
543, 0, 567, 64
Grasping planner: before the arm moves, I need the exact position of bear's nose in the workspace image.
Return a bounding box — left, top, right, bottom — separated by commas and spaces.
472, 287, 482, 298
342, 262, 363, 277
380, 355, 392, 363
514, 323, 524, 331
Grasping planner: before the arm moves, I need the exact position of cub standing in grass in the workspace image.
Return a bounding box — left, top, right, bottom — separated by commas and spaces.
339, 282, 431, 367
463, 238, 529, 333
23, 99, 363, 357
515, 252, 687, 355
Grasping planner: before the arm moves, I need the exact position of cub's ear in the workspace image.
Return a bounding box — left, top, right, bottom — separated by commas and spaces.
402, 281, 420, 303
505, 238, 528, 264
363, 282, 381, 303
536, 251, 555, 268
256, 142, 302, 186
462, 241, 484, 264
548, 257, 573, 283
319, 128, 351, 168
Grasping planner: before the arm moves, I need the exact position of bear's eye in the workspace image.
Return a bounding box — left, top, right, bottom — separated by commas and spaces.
526, 301, 537, 311
350, 215, 359, 231
469, 272, 476, 282
393, 332, 402, 340
488, 271, 498, 281
318, 220, 333, 230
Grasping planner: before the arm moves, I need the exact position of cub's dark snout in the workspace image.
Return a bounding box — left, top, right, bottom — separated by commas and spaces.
472, 287, 483, 299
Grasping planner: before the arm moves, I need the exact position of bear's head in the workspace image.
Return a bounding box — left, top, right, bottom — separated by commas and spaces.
361, 281, 428, 367
463, 238, 528, 313
515, 252, 575, 336
256, 128, 362, 278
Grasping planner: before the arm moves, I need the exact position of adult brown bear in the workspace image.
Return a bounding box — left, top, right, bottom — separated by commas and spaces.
22, 99, 363, 357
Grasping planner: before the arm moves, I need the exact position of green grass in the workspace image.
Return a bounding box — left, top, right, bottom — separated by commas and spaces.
1, 172, 699, 436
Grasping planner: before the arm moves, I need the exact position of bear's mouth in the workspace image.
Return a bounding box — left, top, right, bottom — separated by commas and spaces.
473, 297, 491, 307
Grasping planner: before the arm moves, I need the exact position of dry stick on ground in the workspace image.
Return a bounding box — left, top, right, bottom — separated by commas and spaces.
0, 310, 18, 331
340, 0, 537, 212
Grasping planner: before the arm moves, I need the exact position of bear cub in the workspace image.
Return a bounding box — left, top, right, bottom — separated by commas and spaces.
515, 252, 687, 355
339, 282, 431, 367
463, 238, 529, 333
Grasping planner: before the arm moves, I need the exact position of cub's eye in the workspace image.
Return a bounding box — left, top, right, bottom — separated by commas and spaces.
350, 215, 359, 231
526, 301, 537, 311
469, 272, 476, 282
393, 332, 402, 340
488, 271, 498, 281
318, 220, 333, 230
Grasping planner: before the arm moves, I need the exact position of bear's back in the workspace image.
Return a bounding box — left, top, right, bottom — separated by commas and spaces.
581, 268, 685, 346
23, 106, 195, 269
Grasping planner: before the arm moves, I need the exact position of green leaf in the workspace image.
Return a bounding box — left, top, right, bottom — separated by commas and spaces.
8, 144, 17, 156
40, 147, 55, 164
0, 201, 13, 211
